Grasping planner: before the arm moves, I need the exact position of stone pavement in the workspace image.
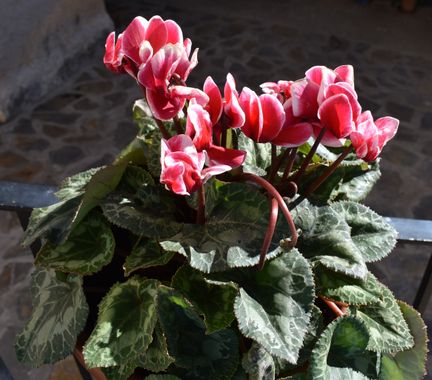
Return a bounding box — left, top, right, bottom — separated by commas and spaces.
1, 0, 432, 378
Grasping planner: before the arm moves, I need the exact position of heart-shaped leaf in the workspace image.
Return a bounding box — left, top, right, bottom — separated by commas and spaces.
15, 269, 88, 366
83, 277, 159, 367
35, 211, 115, 275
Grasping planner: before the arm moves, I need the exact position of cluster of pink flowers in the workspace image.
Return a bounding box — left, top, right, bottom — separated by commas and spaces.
104, 17, 399, 196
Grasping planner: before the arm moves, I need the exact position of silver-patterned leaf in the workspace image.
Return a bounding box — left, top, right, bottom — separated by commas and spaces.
124, 239, 174, 276
308, 316, 378, 380
292, 200, 367, 279
237, 133, 272, 176
330, 202, 397, 262
15, 269, 88, 366
213, 250, 315, 363
35, 211, 115, 275
83, 277, 159, 367
242, 343, 275, 380
316, 268, 383, 306
352, 279, 414, 353
158, 286, 239, 380
379, 302, 428, 380
160, 183, 291, 273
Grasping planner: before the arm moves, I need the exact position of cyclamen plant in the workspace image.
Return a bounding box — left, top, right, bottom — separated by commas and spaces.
16, 15, 427, 380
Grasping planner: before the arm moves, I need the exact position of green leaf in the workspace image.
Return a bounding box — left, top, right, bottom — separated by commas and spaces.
172, 265, 237, 333
212, 250, 315, 363
158, 286, 239, 380
117, 165, 155, 193
101, 188, 182, 239
55, 167, 101, 200
35, 211, 115, 275
316, 268, 383, 306
330, 202, 397, 262
242, 343, 275, 380
133, 99, 159, 135
102, 324, 174, 380
22, 196, 83, 247
140, 324, 175, 372
124, 238, 174, 276
379, 302, 428, 380
160, 183, 290, 273
186, 178, 226, 218
15, 269, 88, 366
83, 277, 159, 367
238, 132, 272, 176
145, 375, 181, 380
292, 200, 367, 279
308, 316, 379, 380
102, 360, 139, 380
23, 162, 128, 247
352, 279, 414, 353
300, 158, 381, 205
274, 305, 323, 375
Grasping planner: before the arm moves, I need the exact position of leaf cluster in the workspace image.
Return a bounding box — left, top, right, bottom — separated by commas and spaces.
15, 101, 427, 380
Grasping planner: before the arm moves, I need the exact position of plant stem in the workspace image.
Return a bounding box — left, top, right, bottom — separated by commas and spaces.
173, 115, 184, 134
290, 128, 326, 184
268, 148, 291, 183
303, 145, 352, 198
155, 118, 171, 139
282, 147, 298, 182
197, 185, 206, 225
239, 173, 298, 248
271, 144, 277, 165
259, 198, 279, 270
319, 296, 345, 318
221, 128, 227, 148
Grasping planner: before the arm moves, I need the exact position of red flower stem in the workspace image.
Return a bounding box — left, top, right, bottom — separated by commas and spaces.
155, 118, 171, 140
239, 173, 298, 248
319, 296, 345, 317
290, 128, 326, 184
221, 128, 227, 148
303, 145, 352, 198
259, 197, 279, 270
196, 185, 206, 225
268, 147, 291, 183
173, 115, 184, 134
282, 147, 298, 182
271, 145, 277, 165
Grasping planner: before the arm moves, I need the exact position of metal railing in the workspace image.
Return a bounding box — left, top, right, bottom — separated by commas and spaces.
1, 180, 431, 379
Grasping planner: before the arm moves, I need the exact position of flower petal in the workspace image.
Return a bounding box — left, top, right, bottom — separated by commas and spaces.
291, 79, 319, 119
335, 65, 355, 87
272, 122, 313, 147
204, 76, 223, 125
318, 94, 354, 138
239, 87, 262, 141
145, 16, 168, 53
259, 94, 285, 142
122, 16, 148, 64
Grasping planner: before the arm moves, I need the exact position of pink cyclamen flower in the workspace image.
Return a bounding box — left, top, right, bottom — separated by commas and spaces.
260, 80, 293, 102
104, 16, 185, 78
161, 134, 244, 196
350, 111, 399, 162
271, 99, 313, 147
223, 74, 246, 129
186, 101, 246, 169
239, 87, 285, 143
203, 76, 223, 126
138, 43, 207, 120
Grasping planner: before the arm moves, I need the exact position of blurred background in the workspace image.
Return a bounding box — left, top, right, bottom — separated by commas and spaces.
0, 0, 431, 378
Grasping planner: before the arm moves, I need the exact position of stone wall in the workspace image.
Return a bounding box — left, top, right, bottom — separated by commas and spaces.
0, 0, 113, 123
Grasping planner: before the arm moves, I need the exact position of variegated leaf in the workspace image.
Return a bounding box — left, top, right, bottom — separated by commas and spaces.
35, 211, 115, 275
160, 183, 291, 273
83, 278, 159, 367
15, 269, 88, 366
